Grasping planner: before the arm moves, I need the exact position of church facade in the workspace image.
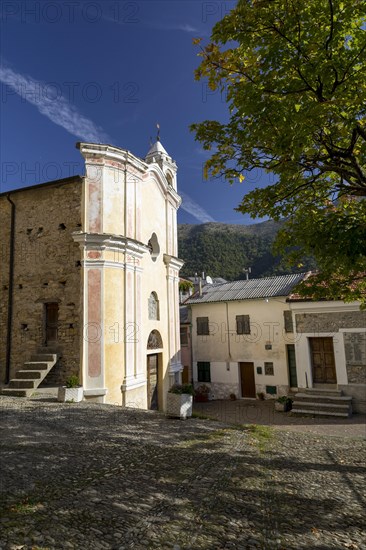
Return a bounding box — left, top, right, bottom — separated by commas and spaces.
0, 140, 183, 409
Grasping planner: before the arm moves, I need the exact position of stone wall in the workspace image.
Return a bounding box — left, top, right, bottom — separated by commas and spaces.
0, 200, 11, 382
338, 385, 366, 414
295, 311, 366, 333
0, 178, 83, 386
207, 382, 239, 400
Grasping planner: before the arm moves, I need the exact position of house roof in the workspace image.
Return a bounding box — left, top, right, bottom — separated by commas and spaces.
0, 175, 83, 198
184, 273, 307, 304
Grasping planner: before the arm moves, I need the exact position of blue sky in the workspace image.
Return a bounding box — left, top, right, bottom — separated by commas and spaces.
0, 0, 268, 224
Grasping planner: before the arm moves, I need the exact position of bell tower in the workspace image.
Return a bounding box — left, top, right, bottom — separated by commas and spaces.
145, 126, 177, 191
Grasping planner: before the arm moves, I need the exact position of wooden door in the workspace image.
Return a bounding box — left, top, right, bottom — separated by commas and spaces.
147, 354, 159, 410
182, 365, 189, 384
310, 337, 337, 383
239, 362, 256, 398
45, 303, 58, 344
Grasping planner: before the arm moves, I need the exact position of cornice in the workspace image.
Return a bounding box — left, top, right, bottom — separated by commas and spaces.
72, 232, 149, 258
146, 165, 182, 208
163, 254, 184, 270
289, 300, 361, 313
78, 142, 148, 173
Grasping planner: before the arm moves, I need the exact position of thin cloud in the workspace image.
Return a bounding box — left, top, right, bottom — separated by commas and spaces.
180, 191, 216, 223
167, 23, 198, 33
149, 21, 209, 36
103, 15, 202, 34
0, 65, 109, 142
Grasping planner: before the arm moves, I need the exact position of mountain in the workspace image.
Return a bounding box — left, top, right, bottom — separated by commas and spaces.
177, 220, 315, 280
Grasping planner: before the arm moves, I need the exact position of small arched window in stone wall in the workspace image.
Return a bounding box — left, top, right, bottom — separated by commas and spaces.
147, 330, 163, 350
148, 292, 159, 320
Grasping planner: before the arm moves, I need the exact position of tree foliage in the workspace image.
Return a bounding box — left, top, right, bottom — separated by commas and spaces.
191, 0, 366, 303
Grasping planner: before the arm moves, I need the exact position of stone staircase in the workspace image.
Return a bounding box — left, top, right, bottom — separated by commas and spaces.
1, 354, 58, 397
291, 388, 352, 417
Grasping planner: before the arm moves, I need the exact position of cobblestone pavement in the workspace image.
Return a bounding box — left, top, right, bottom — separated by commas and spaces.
0, 395, 365, 550
193, 399, 366, 439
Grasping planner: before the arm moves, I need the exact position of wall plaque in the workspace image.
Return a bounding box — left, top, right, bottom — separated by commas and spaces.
344, 332, 366, 366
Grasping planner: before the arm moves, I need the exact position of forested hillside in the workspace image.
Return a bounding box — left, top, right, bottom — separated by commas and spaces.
178, 221, 315, 280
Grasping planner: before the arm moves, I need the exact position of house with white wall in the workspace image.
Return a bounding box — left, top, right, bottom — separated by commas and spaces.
185, 273, 366, 413
185, 274, 306, 400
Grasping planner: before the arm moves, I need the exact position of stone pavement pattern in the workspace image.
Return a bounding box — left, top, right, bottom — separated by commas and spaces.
0, 395, 365, 550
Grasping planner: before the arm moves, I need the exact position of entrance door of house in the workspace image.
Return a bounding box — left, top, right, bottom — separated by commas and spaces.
147, 354, 159, 410
239, 362, 256, 398
309, 337, 337, 384
45, 303, 59, 345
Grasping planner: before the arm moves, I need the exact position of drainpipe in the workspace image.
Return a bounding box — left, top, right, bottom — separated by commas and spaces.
5, 194, 15, 384
226, 302, 231, 361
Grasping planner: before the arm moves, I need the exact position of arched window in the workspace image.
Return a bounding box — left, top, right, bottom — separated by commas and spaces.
148, 292, 159, 320
147, 330, 163, 350
166, 171, 173, 187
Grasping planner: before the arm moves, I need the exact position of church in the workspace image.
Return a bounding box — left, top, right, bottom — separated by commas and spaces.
0, 139, 184, 409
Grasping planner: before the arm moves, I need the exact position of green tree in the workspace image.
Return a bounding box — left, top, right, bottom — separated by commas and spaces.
191, 0, 366, 304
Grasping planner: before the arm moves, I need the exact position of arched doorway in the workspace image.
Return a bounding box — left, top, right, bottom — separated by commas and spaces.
147, 330, 163, 410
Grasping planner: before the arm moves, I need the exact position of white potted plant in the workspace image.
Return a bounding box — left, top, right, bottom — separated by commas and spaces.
57, 375, 83, 403
166, 384, 194, 420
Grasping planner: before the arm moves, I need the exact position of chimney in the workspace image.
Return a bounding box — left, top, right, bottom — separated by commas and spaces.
243, 267, 251, 280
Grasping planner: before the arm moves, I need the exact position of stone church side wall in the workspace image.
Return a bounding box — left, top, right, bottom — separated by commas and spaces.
0, 178, 83, 386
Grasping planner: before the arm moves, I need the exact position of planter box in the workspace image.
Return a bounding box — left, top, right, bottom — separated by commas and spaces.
275, 400, 292, 412
166, 393, 193, 419
57, 386, 84, 403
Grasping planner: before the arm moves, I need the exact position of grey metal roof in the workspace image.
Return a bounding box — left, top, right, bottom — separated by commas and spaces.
185, 273, 307, 304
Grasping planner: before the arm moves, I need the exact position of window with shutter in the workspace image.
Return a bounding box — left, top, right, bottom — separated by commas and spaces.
197, 317, 209, 335
197, 361, 211, 382
284, 311, 294, 333
236, 314, 250, 335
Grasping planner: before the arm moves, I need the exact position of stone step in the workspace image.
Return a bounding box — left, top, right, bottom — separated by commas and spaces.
302, 388, 342, 397
292, 401, 351, 414
15, 370, 43, 380
23, 362, 50, 371
9, 379, 37, 389
295, 393, 352, 403
1, 353, 58, 399
291, 408, 350, 418
1, 388, 30, 397
30, 354, 57, 363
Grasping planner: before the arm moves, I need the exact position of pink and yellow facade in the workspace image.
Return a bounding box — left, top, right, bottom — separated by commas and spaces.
73, 141, 183, 408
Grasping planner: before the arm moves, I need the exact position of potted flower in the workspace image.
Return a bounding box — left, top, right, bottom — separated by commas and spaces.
166, 384, 194, 420
57, 375, 83, 403
275, 396, 293, 412
194, 384, 210, 403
